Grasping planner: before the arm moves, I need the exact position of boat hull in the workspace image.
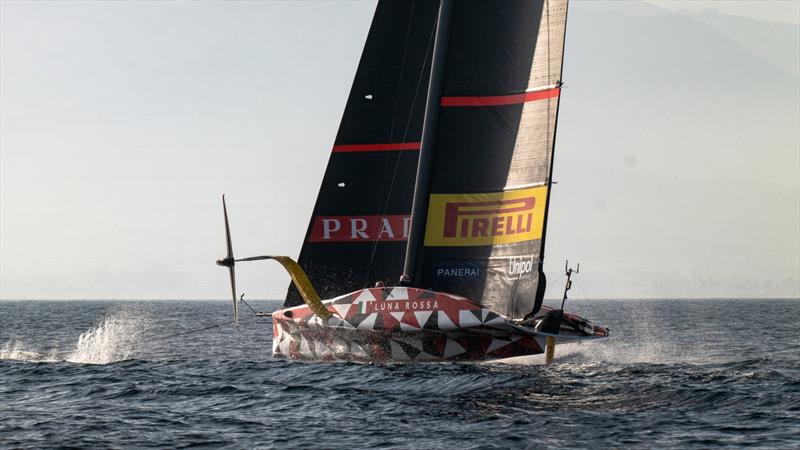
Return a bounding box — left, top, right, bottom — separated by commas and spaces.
272, 287, 607, 362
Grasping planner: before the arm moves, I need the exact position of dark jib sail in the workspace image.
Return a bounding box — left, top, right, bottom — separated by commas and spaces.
285, 1, 438, 307
409, 0, 568, 320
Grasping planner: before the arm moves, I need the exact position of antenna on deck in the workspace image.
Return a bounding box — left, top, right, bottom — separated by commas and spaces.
560, 259, 580, 312
543, 260, 580, 364
216, 194, 239, 328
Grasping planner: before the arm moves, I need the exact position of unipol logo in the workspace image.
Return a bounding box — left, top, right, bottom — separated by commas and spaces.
309, 215, 411, 242
506, 255, 535, 280
423, 187, 547, 247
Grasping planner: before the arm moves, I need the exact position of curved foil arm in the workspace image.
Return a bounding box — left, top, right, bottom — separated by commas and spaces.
235, 255, 331, 320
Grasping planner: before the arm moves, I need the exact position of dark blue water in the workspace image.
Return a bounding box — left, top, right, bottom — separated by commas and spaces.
1, 299, 798, 449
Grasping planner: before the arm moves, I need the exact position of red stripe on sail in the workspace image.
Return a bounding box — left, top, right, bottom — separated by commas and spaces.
332, 142, 421, 153
440, 87, 560, 107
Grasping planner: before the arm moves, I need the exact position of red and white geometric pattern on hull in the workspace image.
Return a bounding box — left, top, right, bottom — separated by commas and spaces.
271, 287, 548, 362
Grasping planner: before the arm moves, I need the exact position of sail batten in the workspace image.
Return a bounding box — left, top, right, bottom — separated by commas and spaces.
440, 87, 560, 107
331, 142, 421, 153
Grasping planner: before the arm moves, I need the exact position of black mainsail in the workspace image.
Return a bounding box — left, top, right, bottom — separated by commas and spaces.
220, 0, 607, 363
404, 0, 569, 320
285, 1, 438, 307
255, 0, 610, 363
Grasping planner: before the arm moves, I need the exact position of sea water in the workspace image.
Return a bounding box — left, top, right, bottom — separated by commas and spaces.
1, 299, 798, 448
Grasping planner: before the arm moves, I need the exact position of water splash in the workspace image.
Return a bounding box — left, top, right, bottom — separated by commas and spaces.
2, 311, 151, 364
0, 340, 57, 362
558, 339, 679, 364
492, 329, 688, 367
65, 311, 150, 364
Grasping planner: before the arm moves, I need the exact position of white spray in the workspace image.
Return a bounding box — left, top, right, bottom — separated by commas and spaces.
65, 311, 150, 364
1, 310, 151, 365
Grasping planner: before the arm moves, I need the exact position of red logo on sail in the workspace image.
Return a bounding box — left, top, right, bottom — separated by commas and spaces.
309, 215, 411, 242
443, 198, 534, 239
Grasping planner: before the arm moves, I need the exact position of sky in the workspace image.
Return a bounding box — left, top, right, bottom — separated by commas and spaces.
1, 0, 798, 300
645, 0, 799, 24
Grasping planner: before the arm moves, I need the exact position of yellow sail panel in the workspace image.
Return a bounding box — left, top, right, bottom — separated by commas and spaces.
423, 186, 547, 247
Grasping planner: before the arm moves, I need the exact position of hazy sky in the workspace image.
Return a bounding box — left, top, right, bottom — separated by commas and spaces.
1, 1, 798, 300
646, 0, 800, 24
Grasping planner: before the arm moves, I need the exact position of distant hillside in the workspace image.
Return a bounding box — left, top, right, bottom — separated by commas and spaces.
543, 2, 799, 298
693, 9, 799, 78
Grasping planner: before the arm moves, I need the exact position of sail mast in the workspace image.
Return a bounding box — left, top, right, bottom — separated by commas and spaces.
402, 0, 455, 284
